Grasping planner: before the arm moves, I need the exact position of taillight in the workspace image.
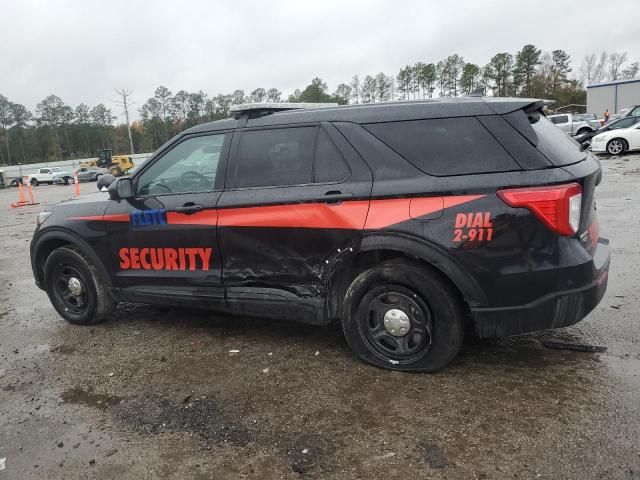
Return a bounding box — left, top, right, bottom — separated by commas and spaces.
497, 183, 582, 236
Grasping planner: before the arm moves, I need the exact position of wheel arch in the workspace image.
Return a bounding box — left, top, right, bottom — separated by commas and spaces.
326, 233, 487, 320
31, 228, 113, 290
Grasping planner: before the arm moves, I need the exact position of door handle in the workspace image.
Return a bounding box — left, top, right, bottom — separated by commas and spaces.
324, 191, 353, 205
174, 203, 204, 215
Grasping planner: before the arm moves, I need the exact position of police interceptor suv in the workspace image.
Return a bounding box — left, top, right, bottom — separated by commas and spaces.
30, 99, 609, 372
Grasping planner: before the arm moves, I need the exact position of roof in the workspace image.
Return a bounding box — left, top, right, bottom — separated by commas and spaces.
183, 97, 546, 135
587, 78, 640, 89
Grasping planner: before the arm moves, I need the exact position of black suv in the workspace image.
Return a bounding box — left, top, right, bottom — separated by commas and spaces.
30, 98, 610, 372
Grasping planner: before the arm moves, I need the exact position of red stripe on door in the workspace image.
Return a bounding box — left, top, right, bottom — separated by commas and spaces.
218, 201, 371, 229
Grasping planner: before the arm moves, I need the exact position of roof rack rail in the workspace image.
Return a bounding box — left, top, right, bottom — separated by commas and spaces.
229, 102, 338, 118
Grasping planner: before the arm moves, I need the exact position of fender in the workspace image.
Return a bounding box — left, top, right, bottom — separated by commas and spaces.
31, 227, 114, 292
359, 232, 488, 308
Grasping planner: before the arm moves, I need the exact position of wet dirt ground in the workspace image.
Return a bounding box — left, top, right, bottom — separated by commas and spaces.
0, 158, 639, 480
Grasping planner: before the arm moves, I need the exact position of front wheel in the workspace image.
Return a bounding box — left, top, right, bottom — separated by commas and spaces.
607, 138, 627, 155
44, 246, 115, 325
576, 128, 592, 136
341, 259, 465, 372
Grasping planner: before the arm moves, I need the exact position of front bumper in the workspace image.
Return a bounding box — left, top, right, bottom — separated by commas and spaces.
590, 141, 607, 153
470, 238, 610, 337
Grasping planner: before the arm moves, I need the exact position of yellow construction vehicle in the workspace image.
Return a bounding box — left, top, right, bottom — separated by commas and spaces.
79, 149, 135, 176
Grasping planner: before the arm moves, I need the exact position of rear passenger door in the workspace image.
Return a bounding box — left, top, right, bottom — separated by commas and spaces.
217, 122, 372, 300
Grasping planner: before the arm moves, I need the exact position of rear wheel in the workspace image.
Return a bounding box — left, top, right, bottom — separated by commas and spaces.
607, 138, 627, 155
64, 176, 73, 185
342, 259, 465, 372
30, 178, 39, 186
44, 246, 115, 325
576, 128, 591, 136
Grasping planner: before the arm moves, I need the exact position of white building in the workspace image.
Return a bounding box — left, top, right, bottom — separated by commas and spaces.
587, 78, 640, 116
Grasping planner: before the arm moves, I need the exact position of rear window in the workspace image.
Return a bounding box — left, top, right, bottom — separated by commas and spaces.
530, 114, 585, 166
364, 117, 520, 176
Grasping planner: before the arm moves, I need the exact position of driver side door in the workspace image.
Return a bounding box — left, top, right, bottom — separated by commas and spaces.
104, 131, 231, 299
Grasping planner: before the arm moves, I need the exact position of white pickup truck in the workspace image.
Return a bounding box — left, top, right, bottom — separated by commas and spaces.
25, 167, 74, 186
548, 113, 595, 137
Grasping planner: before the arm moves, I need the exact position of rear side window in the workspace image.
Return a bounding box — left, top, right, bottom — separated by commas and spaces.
236, 127, 349, 188
550, 115, 568, 124
364, 117, 520, 176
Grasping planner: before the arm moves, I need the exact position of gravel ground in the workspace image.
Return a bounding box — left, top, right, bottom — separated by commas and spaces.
0, 157, 639, 479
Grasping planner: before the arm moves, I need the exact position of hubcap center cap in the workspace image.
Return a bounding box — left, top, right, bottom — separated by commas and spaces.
68, 277, 83, 296
383, 308, 411, 336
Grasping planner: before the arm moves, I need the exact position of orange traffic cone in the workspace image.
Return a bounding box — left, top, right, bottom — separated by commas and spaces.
26, 181, 38, 205
10, 180, 30, 208
74, 173, 80, 197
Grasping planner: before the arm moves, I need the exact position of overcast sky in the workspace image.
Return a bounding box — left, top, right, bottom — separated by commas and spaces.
2, 0, 639, 120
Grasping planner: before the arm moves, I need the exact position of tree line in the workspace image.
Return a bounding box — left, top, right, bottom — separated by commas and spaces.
0, 45, 637, 165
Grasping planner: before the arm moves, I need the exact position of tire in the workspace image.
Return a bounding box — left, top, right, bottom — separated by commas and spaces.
30, 178, 38, 186
576, 128, 591, 136
109, 166, 122, 177
94, 173, 103, 182
341, 259, 465, 372
606, 138, 627, 155
64, 177, 72, 185
44, 246, 115, 325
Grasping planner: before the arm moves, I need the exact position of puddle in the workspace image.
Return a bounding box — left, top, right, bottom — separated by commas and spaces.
61, 387, 123, 411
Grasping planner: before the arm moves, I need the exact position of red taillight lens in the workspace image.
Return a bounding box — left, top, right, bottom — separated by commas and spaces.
497, 183, 582, 236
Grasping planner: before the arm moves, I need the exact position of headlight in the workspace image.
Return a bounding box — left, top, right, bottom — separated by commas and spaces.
37, 211, 53, 226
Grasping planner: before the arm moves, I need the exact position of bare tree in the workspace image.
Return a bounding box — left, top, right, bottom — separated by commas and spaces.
113, 88, 136, 154
591, 52, 608, 83
580, 54, 597, 84
608, 52, 628, 81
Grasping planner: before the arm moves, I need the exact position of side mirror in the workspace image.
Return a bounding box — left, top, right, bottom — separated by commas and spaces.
108, 177, 133, 200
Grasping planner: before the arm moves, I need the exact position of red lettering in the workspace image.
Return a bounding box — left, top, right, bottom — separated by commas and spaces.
455, 213, 467, 228
119, 248, 130, 269
483, 212, 492, 227
471, 213, 483, 228
140, 248, 151, 270
129, 248, 140, 269
150, 248, 164, 269
178, 248, 186, 270
185, 248, 198, 271
198, 248, 212, 271
165, 249, 178, 270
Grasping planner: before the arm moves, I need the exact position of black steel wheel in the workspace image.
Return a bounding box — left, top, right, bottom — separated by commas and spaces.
342, 259, 464, 372
44, 246, 115, 325
51, 264, 89, 315
360, 285, 433, 363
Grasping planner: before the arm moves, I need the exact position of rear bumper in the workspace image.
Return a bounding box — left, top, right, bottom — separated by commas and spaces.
470, 239, 610, 337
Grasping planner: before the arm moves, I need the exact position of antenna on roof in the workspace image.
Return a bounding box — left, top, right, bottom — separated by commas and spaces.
229, 102, 338, 119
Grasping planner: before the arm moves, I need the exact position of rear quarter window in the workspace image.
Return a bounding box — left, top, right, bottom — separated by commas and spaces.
530, 114, 585, 166
364, 117, 520, 176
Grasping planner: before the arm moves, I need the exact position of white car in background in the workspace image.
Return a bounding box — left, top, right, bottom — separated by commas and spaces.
591, 123, 640, 155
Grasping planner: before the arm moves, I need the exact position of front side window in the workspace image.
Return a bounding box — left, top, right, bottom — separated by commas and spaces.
550, 115, 568, 124
137, 133, 227, 195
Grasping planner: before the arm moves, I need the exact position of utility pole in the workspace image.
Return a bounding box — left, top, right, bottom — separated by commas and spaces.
113, 88, 135, 154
